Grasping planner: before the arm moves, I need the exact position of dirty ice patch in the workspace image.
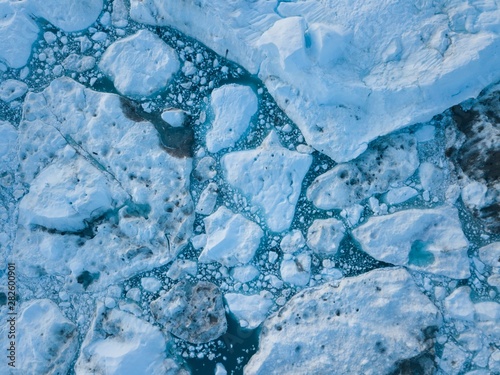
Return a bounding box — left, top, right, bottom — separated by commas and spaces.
352, 206, 470, 279
206, 84, 258, 153
99, 29, 180, 97
222, 131, 312, 232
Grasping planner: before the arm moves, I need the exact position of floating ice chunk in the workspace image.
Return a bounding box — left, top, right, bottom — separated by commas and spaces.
141, 277, 161, 293
222, 131, 312, 232
13, 299, 78, 375
130, 0, 500, 163
25, 0, 103, 32
99, 30, 179, 97
0, 79, 28, 102
385, 186, 418, 205
478, 242, 500, 268
0, 2, 38, 68
444, 287, 475, 321
461, 181, 488, 210
307, 133, 418, 210
352, 207, 470, 279
306, 218, 345, 256
166, 259, 198, 280
18, 158, 114, 232
215, 363, 227, 375
340, 204, 364, 227
245, 268, 441, 374
15, 77, 193, 289
231, 265, 259, 283
280, 229, 306, 254
224, 293, 273, 329
62, 54, 96, 72
75, 305, 181, 374
193, 156, 217, 182
161, 108, 187, 127
280, 253, 311, 287
196, 182, 218, 215
199, 206, 263, 267
206, 84, 258, 153
151, 281, 227, 344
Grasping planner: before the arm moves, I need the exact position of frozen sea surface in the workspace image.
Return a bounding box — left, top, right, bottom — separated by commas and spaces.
0, 1, 499, 375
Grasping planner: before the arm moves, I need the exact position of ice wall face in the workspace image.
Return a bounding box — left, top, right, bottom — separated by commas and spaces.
130, 0, 500, 162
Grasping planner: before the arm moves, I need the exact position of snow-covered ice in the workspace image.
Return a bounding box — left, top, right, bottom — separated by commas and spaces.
99, 30, 180, 97
199, 206, 263, 266
0, 79, 28, 102
224, 292, 273, 329
75, 304, 183, 374
245, 268, 441, 374
280, 253, 311, 287
222, 131, 312, 232
15, 299, 78, 375
306, 218, 345, 256
352, 207, 470, 279
206, 84, 258, 153
130, 0, 500, 163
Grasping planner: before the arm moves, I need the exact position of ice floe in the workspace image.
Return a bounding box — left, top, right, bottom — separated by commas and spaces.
352, 206, 470, 279
199, 206, 263, 267
99, 30, 180, 97
206, 84, 258, 153
222, 131, 312, 232
245, 268, 441, 374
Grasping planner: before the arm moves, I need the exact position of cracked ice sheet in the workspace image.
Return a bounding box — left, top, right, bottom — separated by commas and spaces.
130, 0, 500, 162
13, 77, 193, 290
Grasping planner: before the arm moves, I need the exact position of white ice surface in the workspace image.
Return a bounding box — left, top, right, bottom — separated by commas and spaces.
0, 0, 102, 68
199, 206, 263, 267
0, 79, 28, 102
130, 0, 500, 163
222, 131, 312, 232
280, 253, 311, 287
224, 293, 273, 329
352, 206, 470, 279
15, 299, 78, 375
245, 267, 441, 374
19, 157, 114, 232
13, 77, 193, 290
307, 133, 418, 210
75, 305, 178, 375
99, 29, 180, 97
306, 218, 345, 256
206, 84, 258, 153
